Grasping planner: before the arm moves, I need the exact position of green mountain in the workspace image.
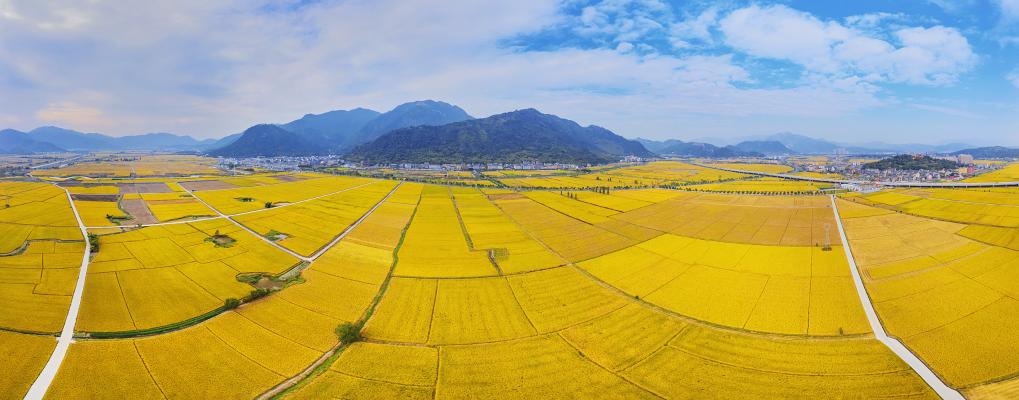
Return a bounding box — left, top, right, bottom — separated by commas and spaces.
733, 140, 795, 156
281, 108, 381, 150
355, 100, 472, 145
952, 147, 1019, 158
347, 108, 651, 164
863, 155, 961, 170
656, 140, 762, 157
209, 124, 322, 157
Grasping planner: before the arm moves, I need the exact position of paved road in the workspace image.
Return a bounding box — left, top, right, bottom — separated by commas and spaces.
28, 154, 86, 170
829, 195, 963, 400
694, 162, 1019, 188
23, 187, 93, 400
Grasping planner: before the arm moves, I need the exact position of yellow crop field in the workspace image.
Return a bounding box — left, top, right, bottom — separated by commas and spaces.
840, 200, 1019, 388
0, 331, 56, 399
36, 155, 222, 177
624, 324, 936, 399
965, 162, 1019, 182
688, 177, 834, 193
437, 334, 657, 399
616, 192, 836, 246
77, 221, 298, 333
453, 190, 565, 273
193, 175, 374, 214
235, 180, 396, 256
506, 267, 625, 333
580, 233, 868, 335
0, 241, 84, 332
494, 194, 636, 262
393, 186, 496, 277
707, 162, 794, 174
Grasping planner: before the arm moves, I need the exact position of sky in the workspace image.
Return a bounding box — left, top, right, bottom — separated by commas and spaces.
1, 0, 1018, 145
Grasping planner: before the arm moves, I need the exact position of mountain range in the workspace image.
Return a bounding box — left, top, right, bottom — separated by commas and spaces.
680, 132, 976, 155
1, 101, 1009, 161
211, 100, 472, 157
347, 109, 652, 164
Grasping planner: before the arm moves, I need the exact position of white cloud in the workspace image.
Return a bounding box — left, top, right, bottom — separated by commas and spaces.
670, 6, 718, 46
1008, 69, 1019, 87
34, 102, 109, 128
996, 0, 1019, 20
719, 4, 976, 85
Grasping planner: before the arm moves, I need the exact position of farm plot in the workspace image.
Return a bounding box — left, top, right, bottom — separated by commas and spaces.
687, 177, 834, 193
123, 192, 215, 222
392, 185, 497, 278
76, 219, 298, 333
614, 192, 836, 246
234, 180, 397, 256
839, 199, 1019, 389
453, 189, 565, 274
1, 331, 57, 399
192, 175, 374, 214
854, 189, 1019, 227
0, 241, 85, 332
579, 233, 869, 336
325, 293, 932, 399
0, 182, 85, 333
0, 182, 81, 253
493, 194, 637, 262
48, 188, 417, 399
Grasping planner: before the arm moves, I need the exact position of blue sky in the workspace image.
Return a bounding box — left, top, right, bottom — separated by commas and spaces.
0, 0, 1017, 145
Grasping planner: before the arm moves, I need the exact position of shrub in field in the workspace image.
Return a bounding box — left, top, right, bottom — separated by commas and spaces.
335, 322, 362, 344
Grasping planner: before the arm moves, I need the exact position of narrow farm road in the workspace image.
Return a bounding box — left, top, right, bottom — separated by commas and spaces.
23, 187, 93, 400
830, 195, 963, 400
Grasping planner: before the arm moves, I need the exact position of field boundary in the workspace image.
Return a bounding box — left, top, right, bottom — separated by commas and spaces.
830, 195, 964, 400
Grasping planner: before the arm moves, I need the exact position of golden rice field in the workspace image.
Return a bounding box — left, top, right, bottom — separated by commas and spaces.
34, 155, 222, 177
686, 177, 836, 193
10, 163, 1019, 399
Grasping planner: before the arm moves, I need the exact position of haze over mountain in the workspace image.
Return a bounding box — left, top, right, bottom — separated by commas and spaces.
348, 108, 651, 164
640, 139, 762, 158
0, 129, 65, 154
23, 126, 218, 152
281, 108, 381, 150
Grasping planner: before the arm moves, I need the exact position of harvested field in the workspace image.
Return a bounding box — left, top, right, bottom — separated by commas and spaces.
119, 199, 159, 225
116, 182, 173, 194
179, 180, 240, 191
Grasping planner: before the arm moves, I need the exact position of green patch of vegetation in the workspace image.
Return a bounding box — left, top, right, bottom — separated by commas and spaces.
264, 201, 275, 209
224, 298, 241, 310
105, 214, 133, 224
87, 233, 100, 252
335, 321, 363, 344
264, 230, 287, 241
863, 155, 961, 171
235, 197, 254, 202
205, 230, 236, 247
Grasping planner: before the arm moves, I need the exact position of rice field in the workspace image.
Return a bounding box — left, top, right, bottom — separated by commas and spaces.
12, 165, 1019, 399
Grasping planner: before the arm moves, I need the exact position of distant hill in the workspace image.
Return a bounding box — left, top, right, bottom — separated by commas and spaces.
113, 132, 218, 151
733, 140, 795, 156
656, 140, 762, 157
355, 100, 472, 145
281, 108, 381, 150
29, 126, 113, 151
766, 132, 839, 154
0, 129, 65, 154
863, 155, 961, 171
209, 125, 322, 157
347, 109, 651, 164
636, 138, 686, 153
27, 126, 217, 152
952, 146, 1019, 158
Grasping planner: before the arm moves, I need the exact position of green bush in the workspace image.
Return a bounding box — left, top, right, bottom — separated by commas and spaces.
335, 322, 362, 344
224, 298, 241, 309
